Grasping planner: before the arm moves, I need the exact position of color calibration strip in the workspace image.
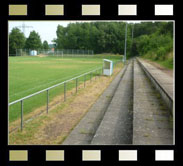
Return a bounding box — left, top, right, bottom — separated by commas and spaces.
9, 150, 28, 161
46, 150, 64, 161
155, 5, 174, 15
119, 150, 137, 161
82, 150, 101, 161
82, 5, 100, 16
45, 5, 64, 15
9, 5, 27, 16
8, 4, 174, 16
9, 150, 174, 161
118, 5, 137, 15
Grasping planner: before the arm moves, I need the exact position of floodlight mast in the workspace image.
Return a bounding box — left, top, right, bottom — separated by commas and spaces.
123, 23, 128, 63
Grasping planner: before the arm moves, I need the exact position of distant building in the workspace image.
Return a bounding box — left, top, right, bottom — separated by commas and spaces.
49, 44, 56, 50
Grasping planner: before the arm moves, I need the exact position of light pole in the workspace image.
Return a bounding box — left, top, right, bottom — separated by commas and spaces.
132, 24, 134, 43
123, 23, 128, 63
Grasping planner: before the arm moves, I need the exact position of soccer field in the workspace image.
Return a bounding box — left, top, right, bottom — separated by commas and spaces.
9, 55, 121, 122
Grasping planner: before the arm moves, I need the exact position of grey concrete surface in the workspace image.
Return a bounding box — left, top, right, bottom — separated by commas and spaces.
133, 60, 173, 145
137, 58, 173, 115
91, 61, 133, 145
62, 63, 128, 145
62, 59, 173, 145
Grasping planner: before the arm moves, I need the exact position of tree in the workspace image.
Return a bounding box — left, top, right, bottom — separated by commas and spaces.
9, 28, 26, 55
43, 40, 49, 49
24, 31, 42, 50
54, 21, 173, 57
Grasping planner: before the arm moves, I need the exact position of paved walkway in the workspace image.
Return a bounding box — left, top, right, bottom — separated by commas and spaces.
133, 60, 173, 145
62, 64, 128, 145
138, 58, 173, 100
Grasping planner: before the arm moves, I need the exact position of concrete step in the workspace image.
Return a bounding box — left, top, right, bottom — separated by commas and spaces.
62, 63, 128, 145
137, 58, 173, 115
133, 60, 173, 145
91, 61, 133, 145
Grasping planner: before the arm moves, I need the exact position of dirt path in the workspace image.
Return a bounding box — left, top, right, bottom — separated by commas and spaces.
143, 59, 173, 77
9, 64, 123, 145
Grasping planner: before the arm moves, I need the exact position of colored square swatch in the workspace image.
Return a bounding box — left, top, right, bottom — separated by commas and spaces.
46, 150, 64, 161
118, 5, 137, 15
82, 5, 100, 16
155, 150, 174, 161
155, 5, 173, 15
45, 5, 64, 15
82, 150, 101, 161
119, 150, 137, 161
9, 150, 28, 161
9, 5, 27, 16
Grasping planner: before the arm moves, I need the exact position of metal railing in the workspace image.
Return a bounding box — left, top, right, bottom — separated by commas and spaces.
9, 60, 122, 131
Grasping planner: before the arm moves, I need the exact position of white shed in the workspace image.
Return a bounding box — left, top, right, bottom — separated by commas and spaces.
30, 50, 37, 56
103, 59, 113, 76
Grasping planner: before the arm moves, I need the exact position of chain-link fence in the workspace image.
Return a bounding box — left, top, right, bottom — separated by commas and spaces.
14, 49, 94, 57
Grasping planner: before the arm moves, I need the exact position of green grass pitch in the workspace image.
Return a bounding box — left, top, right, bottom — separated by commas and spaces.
9, 55, 121, 122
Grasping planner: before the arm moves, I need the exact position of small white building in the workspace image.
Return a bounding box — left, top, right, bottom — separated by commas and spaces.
30, 50, 37, 56
103, 59, 113, 76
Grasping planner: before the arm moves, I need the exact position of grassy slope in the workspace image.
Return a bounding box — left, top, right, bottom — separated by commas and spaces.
141, 51, 173, 70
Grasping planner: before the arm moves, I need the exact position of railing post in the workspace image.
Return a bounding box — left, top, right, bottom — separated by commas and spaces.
47, 90, 49, 114
84, 75, 86, 88
76, 78, 78, 93
64, 82, 66, 101
21, 100, 23, 131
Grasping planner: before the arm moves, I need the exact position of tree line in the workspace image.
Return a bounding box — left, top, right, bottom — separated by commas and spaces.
9, 21, 173, 63
54, 21, 173, 60
9, 29, 49, 55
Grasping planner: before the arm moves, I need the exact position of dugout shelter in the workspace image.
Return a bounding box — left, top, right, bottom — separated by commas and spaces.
103, 59, 113, 76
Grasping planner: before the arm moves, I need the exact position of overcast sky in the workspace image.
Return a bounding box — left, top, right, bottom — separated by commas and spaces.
9, 21, 141, 44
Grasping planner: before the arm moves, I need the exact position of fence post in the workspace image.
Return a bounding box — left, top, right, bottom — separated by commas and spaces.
64, 82, 66, 101
21, 100, 23, 131
95, 70, 97, 80
84, 75, 86, 88
47, 90, 49, 114
90, 72, 92, 82
76, 78, 78, 93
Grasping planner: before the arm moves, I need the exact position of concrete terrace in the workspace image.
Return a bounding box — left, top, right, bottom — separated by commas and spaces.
62, 59, 173, 145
